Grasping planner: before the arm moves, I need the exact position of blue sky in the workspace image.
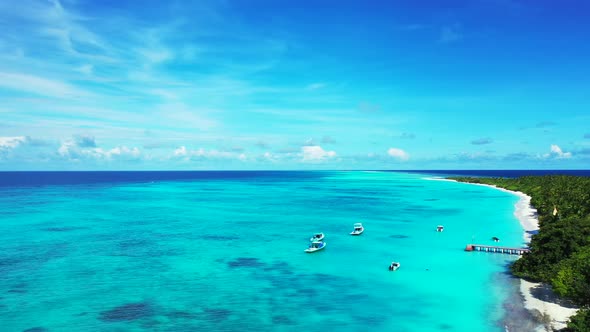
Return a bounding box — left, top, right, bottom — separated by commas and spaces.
1, 0, 589, 170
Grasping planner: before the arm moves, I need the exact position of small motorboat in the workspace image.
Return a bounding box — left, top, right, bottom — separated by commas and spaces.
310, 233, 325, 242
436, 225, 444, 232
389, 262, 401, 271
350, 223, 364, 235
492, 236, 500, 243
304, 241, 326, 253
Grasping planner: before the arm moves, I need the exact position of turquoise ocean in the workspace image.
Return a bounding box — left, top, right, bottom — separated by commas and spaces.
0, 171, 528, 331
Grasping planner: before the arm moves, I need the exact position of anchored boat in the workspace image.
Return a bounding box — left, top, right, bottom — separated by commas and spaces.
389, 262, 401, 271
350, 223, 364, 235
304, 241, 326, 253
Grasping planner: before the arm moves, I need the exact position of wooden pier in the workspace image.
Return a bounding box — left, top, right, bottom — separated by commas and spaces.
465, 244, 530, 255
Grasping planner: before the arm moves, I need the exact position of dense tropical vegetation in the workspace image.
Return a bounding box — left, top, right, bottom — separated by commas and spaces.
450, 176, 590, 331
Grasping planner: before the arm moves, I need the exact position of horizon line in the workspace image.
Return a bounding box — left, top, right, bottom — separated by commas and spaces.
0, 169, 589, 172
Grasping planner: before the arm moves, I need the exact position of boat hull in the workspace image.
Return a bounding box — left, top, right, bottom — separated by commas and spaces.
350, 229, 364, 235
304, 243, 326, 253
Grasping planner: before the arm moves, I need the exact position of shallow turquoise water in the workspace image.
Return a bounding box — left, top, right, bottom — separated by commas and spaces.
0, 171, 525, 331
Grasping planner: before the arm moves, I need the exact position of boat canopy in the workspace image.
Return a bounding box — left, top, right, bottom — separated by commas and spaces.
354, 223, 363, 227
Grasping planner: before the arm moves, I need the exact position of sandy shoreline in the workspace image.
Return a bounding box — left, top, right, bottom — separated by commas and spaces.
424, 177, 578, 331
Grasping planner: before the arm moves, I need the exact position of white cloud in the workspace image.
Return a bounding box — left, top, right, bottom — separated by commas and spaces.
259, 151, 286, 163
543, 144, 572, 159
301, 145, 336, 162
108, 146, 140, 159
387, 148, 410, 161
58, 138, 141, 161
172, 146, 247, 161
0, 136, 27, 150
262, 151, 275, 161
58, 140, 74, 157
174, 146, 187, 156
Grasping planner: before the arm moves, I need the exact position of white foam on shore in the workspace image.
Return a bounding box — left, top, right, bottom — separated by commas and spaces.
520, 279, 578, 331
424, 177, 578, 330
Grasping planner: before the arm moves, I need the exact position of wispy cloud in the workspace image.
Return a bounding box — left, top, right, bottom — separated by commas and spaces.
321, 136, 336, 144
503, 152, 531, 161
154, 102, 218, 131
399, 24, 427, 31
519, 121, 557, 131
255, 141, 269, 149
0, 72, 90, 98
535, 121, 557, 128
306, 83, 326, 90
455, 152, 495, 162
75, 64, 93, 75
573, 148, 590, 156
0, 0, 112, 65
439, 25, 462, 43
137, 48, 174, 67
303, 138, 316, 146
471, 137, 493, 145
358, 102, 380, 113
143, 141, 176, 150
399, 132, 416, 140
173, 146, 246, 161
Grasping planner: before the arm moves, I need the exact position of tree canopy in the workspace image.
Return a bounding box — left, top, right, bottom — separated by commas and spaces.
451, 175, 590, 331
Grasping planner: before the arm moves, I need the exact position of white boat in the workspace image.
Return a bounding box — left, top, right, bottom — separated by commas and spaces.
350, 223, 364, 235
310, 233, 325, 242
436, 225, 444, 232
304, 241, 326, 253
388, 262, 401, 271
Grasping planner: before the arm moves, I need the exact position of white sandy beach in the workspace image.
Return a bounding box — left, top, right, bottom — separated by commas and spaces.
424, 177, 578, 331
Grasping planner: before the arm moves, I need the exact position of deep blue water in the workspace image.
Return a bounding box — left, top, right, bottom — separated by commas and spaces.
0, 171, 323, 187
0, 170, 588, 188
